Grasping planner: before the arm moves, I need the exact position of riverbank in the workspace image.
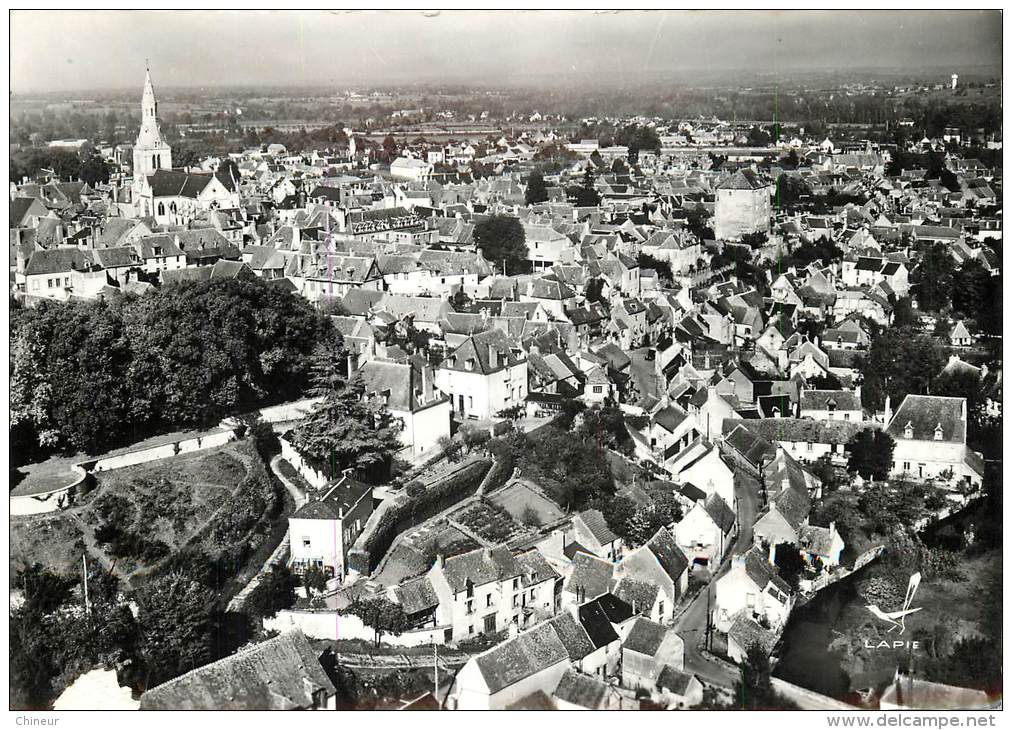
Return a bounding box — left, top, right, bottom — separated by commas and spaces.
774, 545, 1001, 704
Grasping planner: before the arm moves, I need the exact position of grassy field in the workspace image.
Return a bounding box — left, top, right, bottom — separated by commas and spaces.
487, 479, 564, 527
10, 443, 257, 583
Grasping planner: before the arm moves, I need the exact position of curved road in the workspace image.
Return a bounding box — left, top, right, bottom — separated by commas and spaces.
674, 467, 761, 688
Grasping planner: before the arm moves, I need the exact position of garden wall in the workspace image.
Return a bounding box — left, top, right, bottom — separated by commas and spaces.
10, 428, 239, 517
347, 457, 493, 575
264, 609, 448, 646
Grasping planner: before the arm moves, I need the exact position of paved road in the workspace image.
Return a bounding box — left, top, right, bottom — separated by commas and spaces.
628, 348, 660, 404
674, 467, 762, 688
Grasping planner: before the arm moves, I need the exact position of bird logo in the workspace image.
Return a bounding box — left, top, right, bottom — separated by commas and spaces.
866, 572, 922, 634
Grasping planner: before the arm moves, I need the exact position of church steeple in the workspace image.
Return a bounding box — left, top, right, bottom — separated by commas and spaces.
132, 66, 173, 213
136, 67, 167, 151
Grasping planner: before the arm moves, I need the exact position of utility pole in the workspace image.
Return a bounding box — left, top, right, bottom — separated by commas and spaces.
82, 554, 91, 618
433, 642, 439, 709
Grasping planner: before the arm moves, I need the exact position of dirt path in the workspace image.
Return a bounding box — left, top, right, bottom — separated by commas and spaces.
270, 454, 308, 509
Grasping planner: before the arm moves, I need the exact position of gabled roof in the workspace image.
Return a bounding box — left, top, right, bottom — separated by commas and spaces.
393, 575, 439, 615
139, 629, 335, 710
622, 616, 669, 656
563, 551, 614, 600
473, 621, 570, 694
146, 169, 214, 199
24, 248, 93, 276
291, 475, 372, 520
577, 599, 621, 650
886, 394, 966, 444
441, 545, 522, 593
573, 509, 619, 546
644, 527, 689, 584
702, 492, 736, 535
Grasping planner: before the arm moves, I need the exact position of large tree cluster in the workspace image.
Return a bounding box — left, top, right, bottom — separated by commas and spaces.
11, 278, 334, 460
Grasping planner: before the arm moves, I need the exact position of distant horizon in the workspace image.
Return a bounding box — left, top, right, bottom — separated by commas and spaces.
10, 10, 1003, 94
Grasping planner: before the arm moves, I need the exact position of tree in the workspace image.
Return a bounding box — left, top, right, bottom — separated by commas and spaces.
525, 169, 549, 205
623, 494, 683, 547
951, 259, 990, 320
773, 542, 806, 590
243, 565, 299, 619
303, 565, 329, 595
735, 642, 798, 709
292, 348, 403, 481
15, 564, 78, 615
911, 242, 955, 313
344, 596, 408, 645
857, 326, 945, 411
740, 231, 769, 249
585, 277, 606, 304
78, 155, 110, 187
567, 167, 601, 207
846, 429, 896, 481
638, 253, 673, 283
891, 296, 920, 328
472, 214, 528, 275
135, 573, 218, 686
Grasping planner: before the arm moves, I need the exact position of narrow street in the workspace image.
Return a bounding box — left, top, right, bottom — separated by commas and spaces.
674, 467, 761, 688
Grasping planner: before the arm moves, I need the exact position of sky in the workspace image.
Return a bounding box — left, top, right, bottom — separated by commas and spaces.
10, 10, 1003, 93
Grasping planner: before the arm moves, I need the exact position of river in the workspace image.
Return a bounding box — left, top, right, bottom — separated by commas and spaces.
772, 501, 988, 703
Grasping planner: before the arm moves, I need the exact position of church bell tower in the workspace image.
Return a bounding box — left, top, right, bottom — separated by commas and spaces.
132, 67, 172, 192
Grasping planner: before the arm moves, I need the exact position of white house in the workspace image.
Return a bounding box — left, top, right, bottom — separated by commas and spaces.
390, 157, 434, 182
359, 357, 450, 460
713, 548, 794, 633
434, 329, 528, 420
288, 474, 374, 581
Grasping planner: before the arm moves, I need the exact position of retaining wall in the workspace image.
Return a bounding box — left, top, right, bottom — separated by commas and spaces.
11, 428, 239, 517
264, 609, 449, 646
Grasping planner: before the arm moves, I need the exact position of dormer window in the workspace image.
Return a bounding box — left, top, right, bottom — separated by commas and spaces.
934, 423, 944, 441
903, 421, 914, 439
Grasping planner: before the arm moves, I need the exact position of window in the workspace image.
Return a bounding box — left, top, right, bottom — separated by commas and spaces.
465, 600, 474, 615
843, 413, 851, 421
658, 600, 665, 617
486, 593, 493, 608
302, 538, 311, 548
593, 386, 603, 394
468, 625, 475, 635
903, 462, 911, 472
903, 422, 914, 439
512, 594, 519, 608
513, 578, 520, 590
807, 442, 813, 452
47, 278, 53, 288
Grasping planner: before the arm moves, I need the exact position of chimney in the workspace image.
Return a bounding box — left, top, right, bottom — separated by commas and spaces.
420, 363, 433, 401
883, 395, 892, 424
482, 547, 492, 561
292, 225, 301, 250
435, 553, 444, 569
488, 344, 499, 369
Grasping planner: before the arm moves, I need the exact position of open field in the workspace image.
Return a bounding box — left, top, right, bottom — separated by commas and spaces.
487, 479, 564, 526
10, 442, 259, 583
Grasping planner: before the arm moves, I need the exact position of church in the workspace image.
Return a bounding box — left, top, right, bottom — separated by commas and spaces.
130, 69, 240, 224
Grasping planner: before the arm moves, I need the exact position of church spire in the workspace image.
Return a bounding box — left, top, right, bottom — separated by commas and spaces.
133, 66, 172, 182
